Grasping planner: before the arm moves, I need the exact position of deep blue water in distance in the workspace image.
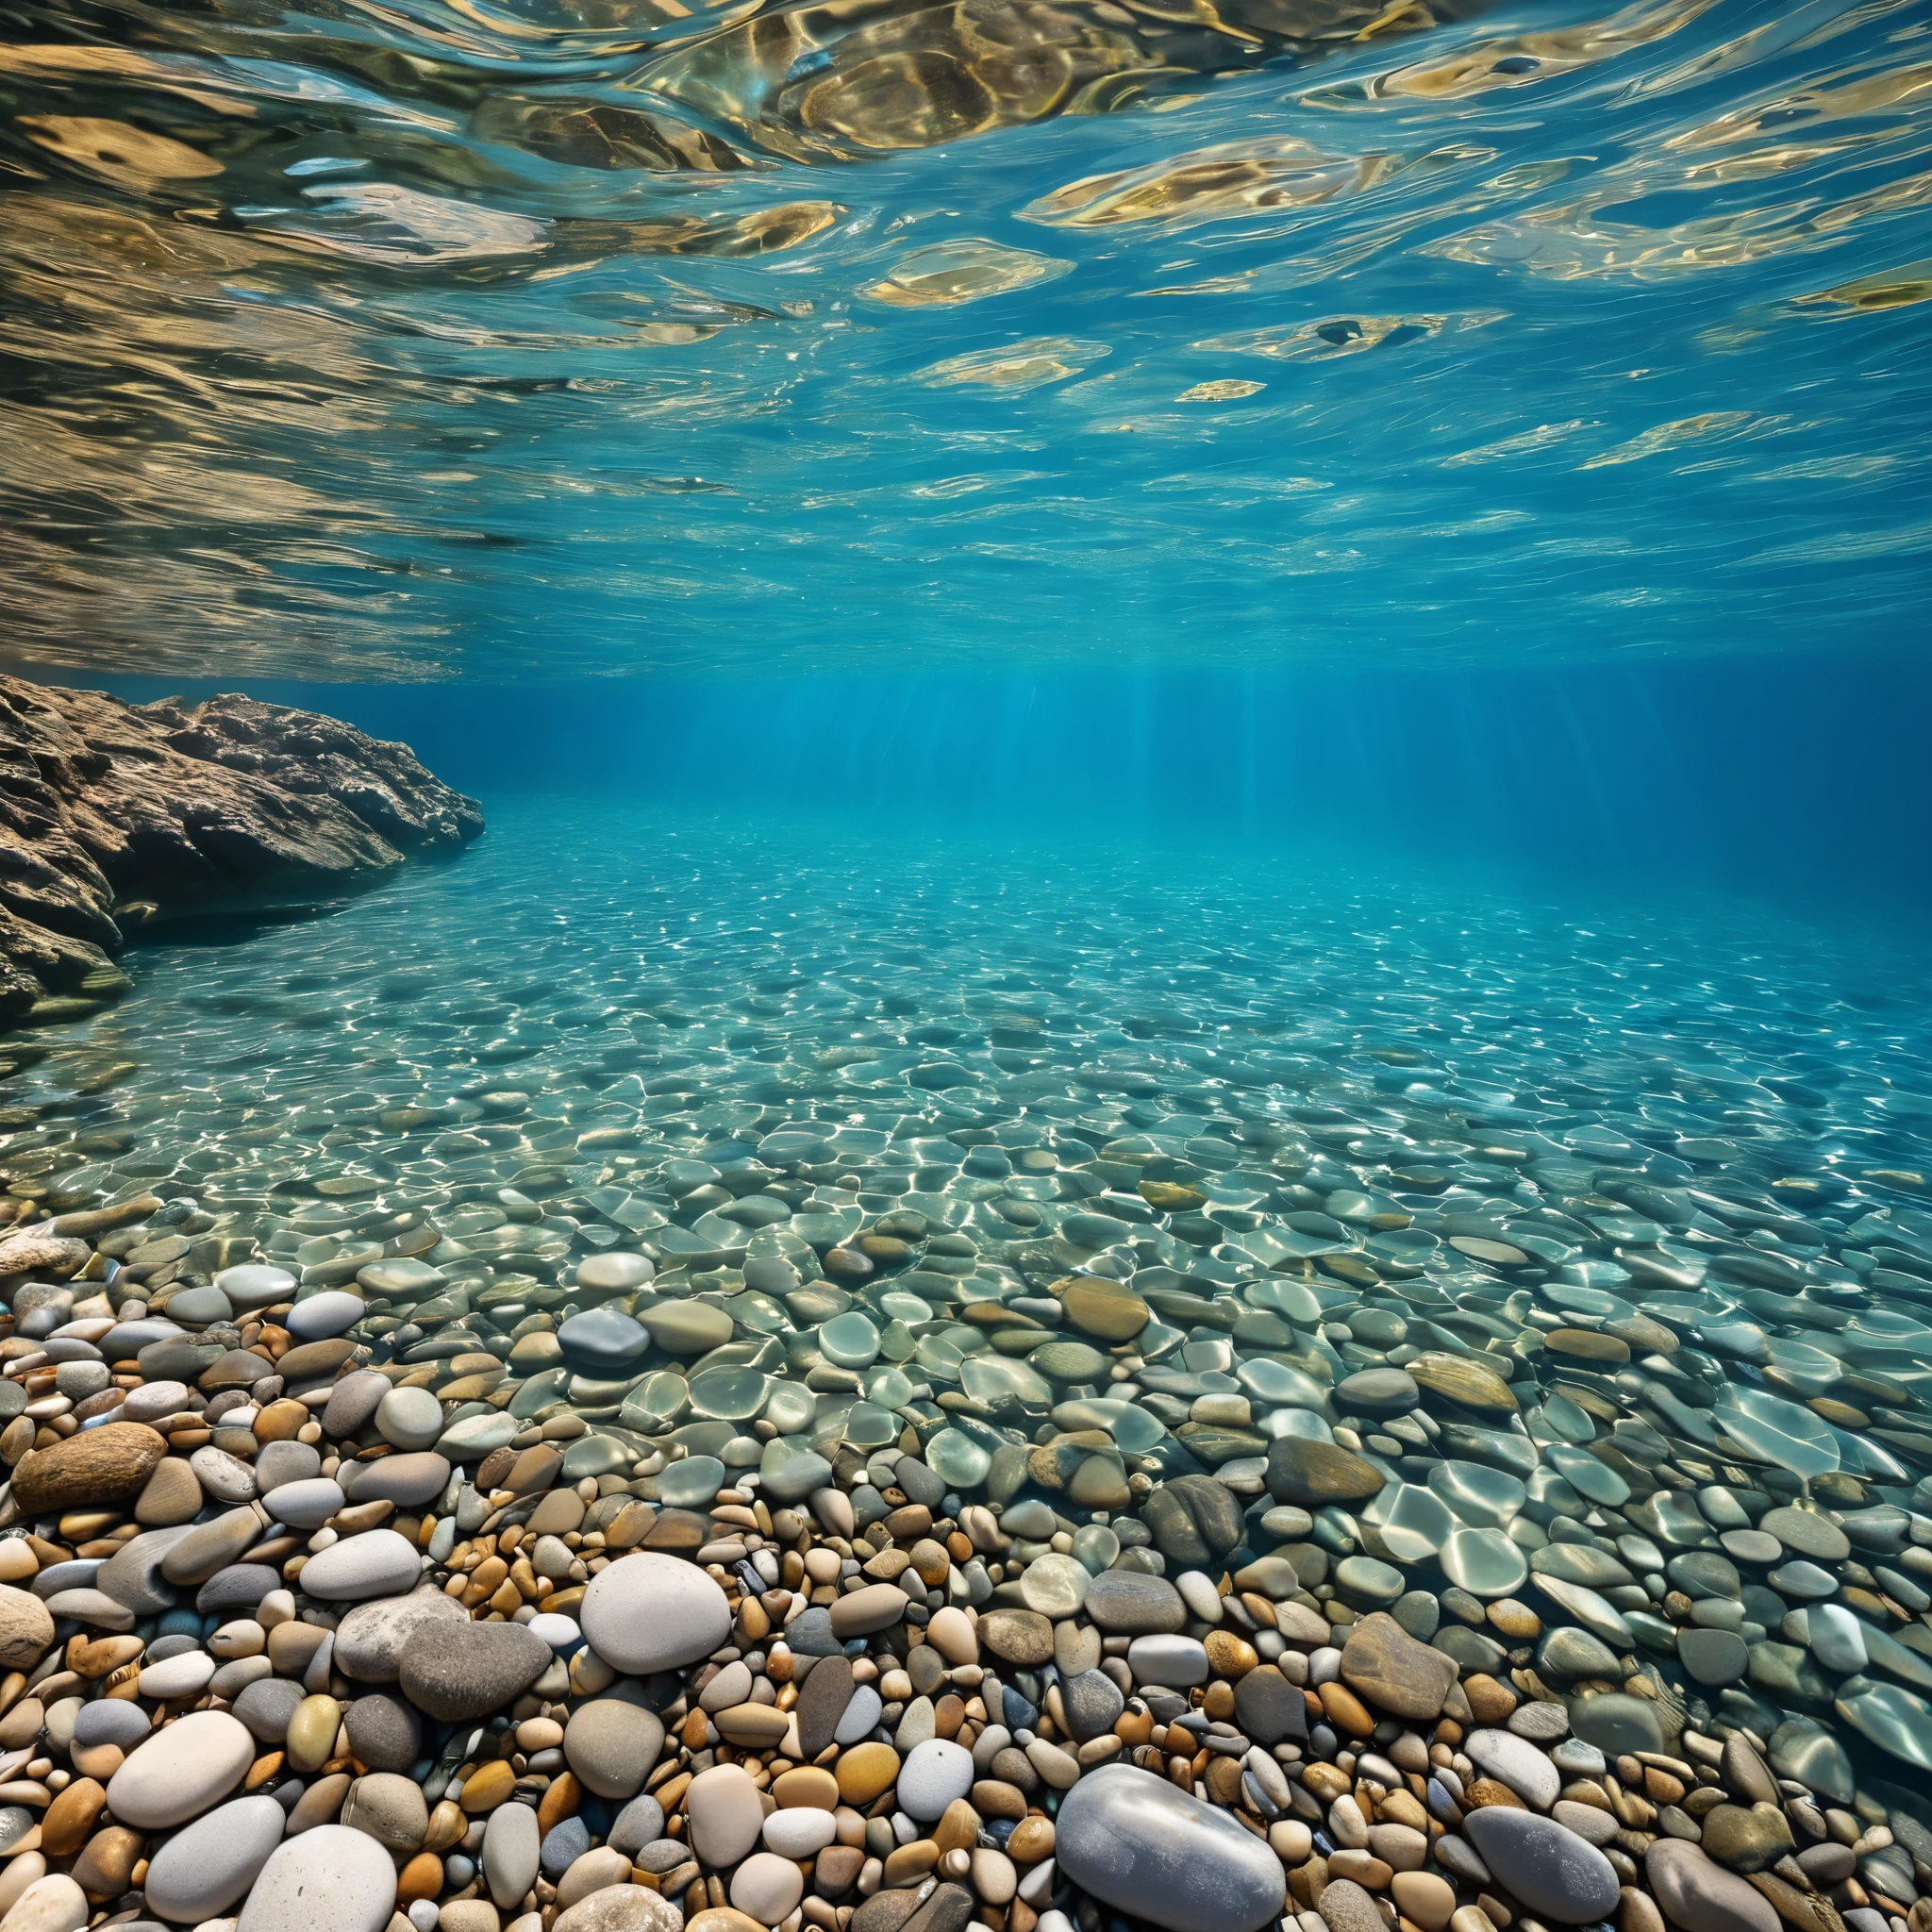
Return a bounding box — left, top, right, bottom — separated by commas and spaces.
25, 648, 1931, 943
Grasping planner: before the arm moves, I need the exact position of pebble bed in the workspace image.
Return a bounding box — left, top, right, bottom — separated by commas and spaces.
0, 815, 1928, 1932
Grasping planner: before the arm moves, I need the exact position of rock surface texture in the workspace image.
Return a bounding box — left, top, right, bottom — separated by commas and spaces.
0, 677, 482, 1019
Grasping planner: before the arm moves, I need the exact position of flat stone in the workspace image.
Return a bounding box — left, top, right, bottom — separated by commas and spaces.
1570, 1691, 1663, 1757
686, 1763, 765, 1867
565, 1696, 666, 1799
1461, 1806, 1619, 1923
979, 1608, 1055, 1665
399, 1617, 551, 1722
107, 1708, 253, 1827
1234, 1665, 1307, 1747
483, 1798, 541, 1908
142, 1792, 287, 1922
580, 1551, 731, 1674
1337, 1369, 1420, 1415
1084, 1571, 1186, 1635
11, 1422, 166, 1512
1678, 1628, 1751, 1687
793, 1655, 855, 1759
234, 1676, 306, 1743
1056, 1762, 1286, 1932
298, 1528, 423, 1601
1266, 1437, 1386, 1507
322, 1371, 389, 1439
1340, 1612, 1458, 1722
1760, 1507, 1850, 1561
343, 1690, 422, 1772
1465, 1727, 1560, 1808
1646, 1840, 1780, 1932
236, 1822, 398, 1932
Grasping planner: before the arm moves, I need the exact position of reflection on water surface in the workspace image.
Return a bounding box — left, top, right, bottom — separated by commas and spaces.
1, 0, 1929, 674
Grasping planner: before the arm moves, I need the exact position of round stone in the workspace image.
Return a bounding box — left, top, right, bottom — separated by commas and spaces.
142, 1794, 288, 1922
375, 1386, 445, 1451
558, 1308, 650, 1367
897, 1739, 974, 1821
566, 1698, 668, 1800
686, 1764, 765, 1867
1461, 1806, 1620, 1922
298, 1528, 423, 1601
1677, 1628, 1750, 1687
580, 1554, 730, 1677
578, 1253, 655, 1292
107, 1709, 253, 1827
399, 1619, 552, 1722
1057, 1762, 1287, 1932
731, 1851, 805, 1924
237, 1823, 397, 1932
1018, 1554, 1090, 1620
286, 1291, 366, 1341
1441, 1528, 1529, 1599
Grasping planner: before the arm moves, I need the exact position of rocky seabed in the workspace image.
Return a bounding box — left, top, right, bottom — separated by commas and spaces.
0, 823, 1927, 1932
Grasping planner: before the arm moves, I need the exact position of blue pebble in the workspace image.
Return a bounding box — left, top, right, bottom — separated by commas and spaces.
444, 1856, 475, 1890
542, 1817, 591, 1877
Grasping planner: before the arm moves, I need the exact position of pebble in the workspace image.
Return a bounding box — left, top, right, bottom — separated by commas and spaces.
106, 1709, 254, 1827
1645, 1841, 1781, 1932
142, 1795, 289, 1922
236, 1823, 399, 1932
1058, 1763, 1287, 1932
0, 938, 1926, 1932
1461, 1807, 1621, 1923
579, 1552, 730, 1672
399, 1617, 552, 1721
298, 1527, 425, 1600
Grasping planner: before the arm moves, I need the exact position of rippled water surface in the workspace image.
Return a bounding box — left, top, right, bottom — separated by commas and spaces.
4, 0, 1930, 675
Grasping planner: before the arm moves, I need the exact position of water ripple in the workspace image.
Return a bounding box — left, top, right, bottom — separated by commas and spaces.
1, 0, 1928, 673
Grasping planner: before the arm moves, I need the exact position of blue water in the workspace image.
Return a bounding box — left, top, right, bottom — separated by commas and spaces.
8, 0, 1932, 1868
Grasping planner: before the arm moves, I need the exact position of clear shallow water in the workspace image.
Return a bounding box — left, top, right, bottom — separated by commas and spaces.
10, 800, 1932, 1286
4, 0, 1932, 674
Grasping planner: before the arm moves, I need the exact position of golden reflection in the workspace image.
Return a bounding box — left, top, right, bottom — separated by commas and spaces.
1798, 257, 1932, 311
1307, 0, 1719, 103
1580, 411, 1758, 468
861, 237, 1072, 305
1024, 138, 1394, 226
15, 116, 225, 189
640, 0, 1473, 159
915, 336, 1111, 389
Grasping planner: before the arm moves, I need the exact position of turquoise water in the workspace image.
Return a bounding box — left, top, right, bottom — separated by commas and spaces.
2, 0, 1931, 675
8, 0, 1932, 1896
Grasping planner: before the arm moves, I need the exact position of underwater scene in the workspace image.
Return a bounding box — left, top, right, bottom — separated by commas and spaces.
2, 2, 1932, 1932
